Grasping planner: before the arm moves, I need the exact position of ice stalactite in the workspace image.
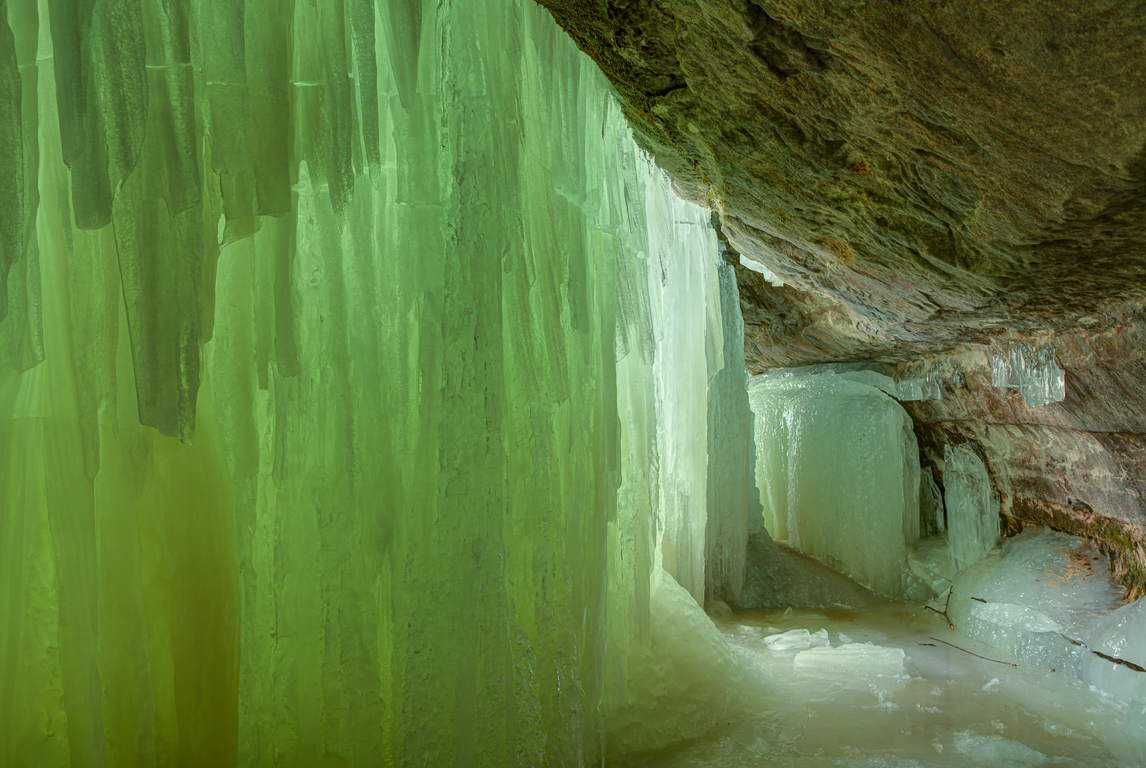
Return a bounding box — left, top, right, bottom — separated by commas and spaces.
895, 362, 947, 401
0, 0, 761, 764
990, 340, 1066, 407
736, 253, 784, 286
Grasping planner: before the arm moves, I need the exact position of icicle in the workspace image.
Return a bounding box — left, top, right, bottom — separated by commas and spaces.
990, 340, 1065, 407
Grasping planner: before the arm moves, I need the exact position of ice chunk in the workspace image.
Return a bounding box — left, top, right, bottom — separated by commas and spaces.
792, 643, 906, 675
763, 628, 829, 651
952, 732, 1046, 767
943, 444, 999, 571
950, 531, 1124, 679
1080, 596, 1146, 702
990, 341, 1065, 408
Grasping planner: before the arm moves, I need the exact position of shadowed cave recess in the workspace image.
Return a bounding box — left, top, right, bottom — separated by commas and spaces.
2, 0, 1146, 765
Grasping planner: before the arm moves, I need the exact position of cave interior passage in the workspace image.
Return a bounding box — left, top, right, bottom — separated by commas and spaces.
1, 0, 1145, 765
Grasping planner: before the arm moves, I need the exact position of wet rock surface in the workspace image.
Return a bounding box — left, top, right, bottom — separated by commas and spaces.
535, 0, 1146, 580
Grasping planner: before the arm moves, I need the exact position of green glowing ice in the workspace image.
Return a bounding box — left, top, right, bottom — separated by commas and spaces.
0, 0, 761, 764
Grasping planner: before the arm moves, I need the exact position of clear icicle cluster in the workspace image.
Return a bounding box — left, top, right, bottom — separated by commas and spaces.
895, 363, 947, 401
990, 341, 1066, 407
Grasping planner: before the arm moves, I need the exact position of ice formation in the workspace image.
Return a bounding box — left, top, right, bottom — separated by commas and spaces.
895, 362, 947, 401
0, 0, 761, 763
990, 341, 1066, 407
704, 235, 762, 606
943, 444, 1000, 571
749, 368, 921, 597
948, 531, 1124, 682
737, 254, 784, 286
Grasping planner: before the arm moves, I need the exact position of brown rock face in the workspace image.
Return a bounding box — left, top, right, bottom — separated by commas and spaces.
535, 0, 1146, 586
894, 328, 1146, 597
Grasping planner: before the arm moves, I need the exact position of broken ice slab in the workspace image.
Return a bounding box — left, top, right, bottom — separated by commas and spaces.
989, 341, 1066, 407
1080, 596, 1146, 702
763, 628, 829, 651
949, 530, 1124, 681
792, 643, 906, 675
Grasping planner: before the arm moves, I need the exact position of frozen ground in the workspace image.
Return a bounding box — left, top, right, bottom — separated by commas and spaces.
610, 601, 1145, 767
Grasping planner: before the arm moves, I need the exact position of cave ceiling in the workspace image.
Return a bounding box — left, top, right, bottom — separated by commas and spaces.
535, 0, 1146, 369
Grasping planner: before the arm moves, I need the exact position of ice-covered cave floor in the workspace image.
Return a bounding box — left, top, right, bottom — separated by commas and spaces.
613, 600, 1139, 767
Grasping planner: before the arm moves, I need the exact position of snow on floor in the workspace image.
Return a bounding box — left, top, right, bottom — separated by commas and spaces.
610, 602, 1145, 767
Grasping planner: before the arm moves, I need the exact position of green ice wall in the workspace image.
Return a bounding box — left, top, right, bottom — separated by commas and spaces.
0, 0, 757, 764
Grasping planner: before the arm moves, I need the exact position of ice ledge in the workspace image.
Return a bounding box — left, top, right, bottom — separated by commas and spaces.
753, 361, 960, 403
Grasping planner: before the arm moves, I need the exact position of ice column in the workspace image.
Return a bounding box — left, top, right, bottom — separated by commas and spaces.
704, 260, 760, 606
750, 370, 921, 597
645, 162, 717, 603
943, 444, 1000, 570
